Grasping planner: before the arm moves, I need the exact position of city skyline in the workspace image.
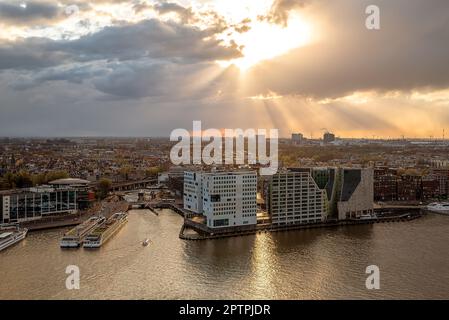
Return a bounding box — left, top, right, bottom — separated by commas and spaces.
0, 0, 449, 138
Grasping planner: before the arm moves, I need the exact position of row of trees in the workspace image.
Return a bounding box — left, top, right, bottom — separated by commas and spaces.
96, 166, 163, 199
0, 170, 69, 190
1, 165, 165, 200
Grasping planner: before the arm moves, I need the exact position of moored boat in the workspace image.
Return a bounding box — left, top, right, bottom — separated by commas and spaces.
60, 216, 106, 248
0, 224, 28, 252
426, 202, 449, 215
83, 212, 128, 248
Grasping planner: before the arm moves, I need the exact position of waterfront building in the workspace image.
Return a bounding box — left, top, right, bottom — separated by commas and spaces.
183, 171, 258, 228
430, 169, 449, 198
268, 169, 328, 226
0, 186, 80, 224
374, 173, 398, 201
397, 174, 421, 201
422, 175, 440, 200
336, 168, 374, 220
183, 171, 203, 214
271, 167, 374, 221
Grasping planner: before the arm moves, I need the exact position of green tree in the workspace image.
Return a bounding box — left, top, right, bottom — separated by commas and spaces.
97, 178, 112, 199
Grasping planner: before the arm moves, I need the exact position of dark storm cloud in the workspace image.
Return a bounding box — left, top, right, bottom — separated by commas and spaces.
11, 63, 107, 90
91, 61, 198, 98
8, 56, 237, 100
58, 19, 241, 62
1, 0, 449, 137
0, 18, 241, 72
0, 38, 69, 70
247, 0, 449, 98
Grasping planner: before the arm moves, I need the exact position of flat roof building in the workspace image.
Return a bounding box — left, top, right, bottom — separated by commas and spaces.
268, 170, 328, 226
183, 171, 257, 229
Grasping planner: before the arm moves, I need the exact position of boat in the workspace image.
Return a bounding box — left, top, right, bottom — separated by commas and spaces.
359, 213, 377, 220
426, 202, 449, 215
60, 216, 106, 248
0, 225, 28, 252
142, 238, 150, 246
83, 212, 128, 248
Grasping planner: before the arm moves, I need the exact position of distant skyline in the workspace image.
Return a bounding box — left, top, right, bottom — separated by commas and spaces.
2, 133, 449, 141
1, 0, 449, 138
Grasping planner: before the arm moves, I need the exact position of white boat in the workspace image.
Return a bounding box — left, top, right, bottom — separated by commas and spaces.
0, 226, 28, 252
359, 213, 377, 220
142, 238, 150, 246
83, 212, 128, 248
60, 216, 106, 248
427, 202, 449, 215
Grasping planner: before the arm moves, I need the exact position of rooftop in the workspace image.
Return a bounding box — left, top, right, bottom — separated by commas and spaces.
49, 178, 90, 185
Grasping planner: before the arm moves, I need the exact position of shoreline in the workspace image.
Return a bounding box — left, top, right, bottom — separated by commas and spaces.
20, 200, 129, 232
180, 210, 424, 241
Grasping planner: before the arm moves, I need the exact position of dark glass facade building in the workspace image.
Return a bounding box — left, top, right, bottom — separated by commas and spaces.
1, 187, 82, 224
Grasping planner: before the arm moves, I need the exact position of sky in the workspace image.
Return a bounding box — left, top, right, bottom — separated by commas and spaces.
0, 0, 449, 138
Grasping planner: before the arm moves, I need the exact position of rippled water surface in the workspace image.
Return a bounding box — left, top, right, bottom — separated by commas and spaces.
1, 210, 449, 299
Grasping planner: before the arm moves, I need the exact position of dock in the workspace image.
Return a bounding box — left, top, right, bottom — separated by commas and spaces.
63, 217, 101, 237
129, 201, 189, 217
83, 212, 128, 248
21, 200, 129, 232
180, 209, 424, 241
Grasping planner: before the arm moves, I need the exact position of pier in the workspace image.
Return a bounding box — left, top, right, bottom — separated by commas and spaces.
128, 201, 189, 218
180, 208, 424, 241
21, 199, 129, 232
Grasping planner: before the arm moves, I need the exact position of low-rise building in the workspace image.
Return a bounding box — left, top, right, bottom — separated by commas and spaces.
0, 186, 81, 224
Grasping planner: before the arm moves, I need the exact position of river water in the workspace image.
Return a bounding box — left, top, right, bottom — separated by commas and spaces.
1, 209, 449, 299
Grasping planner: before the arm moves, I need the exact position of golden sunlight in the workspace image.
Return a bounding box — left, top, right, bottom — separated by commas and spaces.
227, 13, 313, 71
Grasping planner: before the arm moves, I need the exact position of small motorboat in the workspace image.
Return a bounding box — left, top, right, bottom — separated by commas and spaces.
142, 238, 150, 246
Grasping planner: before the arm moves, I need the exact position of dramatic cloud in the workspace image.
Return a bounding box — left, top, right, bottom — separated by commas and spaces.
0, 0, 449, 137
152, 1, 198, 24
0, 18, 242, 71
258, 0, 306, 26
247, 0, 449, 98
0, 1, 61, 25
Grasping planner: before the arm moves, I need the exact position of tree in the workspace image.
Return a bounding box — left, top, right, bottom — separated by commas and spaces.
3, 172, 16, 189
15, 171, 33, 188
118, 165, 132, 181
97, 178, 112, 199
145, 166, 163, 177
46, 170, 69, 182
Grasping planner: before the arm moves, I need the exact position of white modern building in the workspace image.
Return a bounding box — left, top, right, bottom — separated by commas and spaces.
268, 170, 328, 226
183, 171, 203, 214
183, 171, 258, 229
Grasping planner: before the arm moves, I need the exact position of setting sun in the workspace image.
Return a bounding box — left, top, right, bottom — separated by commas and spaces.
229, 14, 313, 70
